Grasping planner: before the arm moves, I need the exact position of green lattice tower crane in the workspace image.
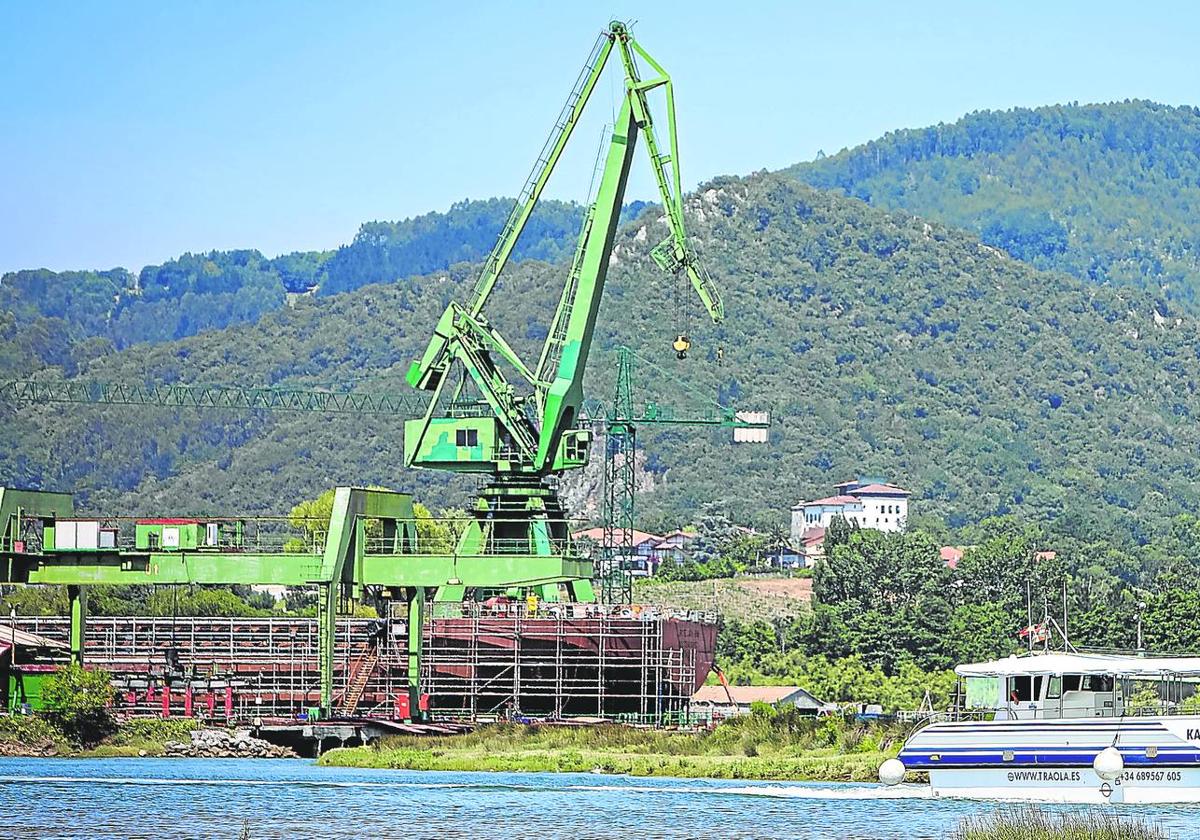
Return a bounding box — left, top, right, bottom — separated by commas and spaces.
0, 359, 769, 609
591, 345, 768, 603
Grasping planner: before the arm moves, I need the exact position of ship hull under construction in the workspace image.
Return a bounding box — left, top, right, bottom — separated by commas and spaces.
15, 606, 716, 724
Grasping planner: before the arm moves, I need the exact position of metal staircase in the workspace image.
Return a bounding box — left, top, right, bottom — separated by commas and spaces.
341, 646, 380, 715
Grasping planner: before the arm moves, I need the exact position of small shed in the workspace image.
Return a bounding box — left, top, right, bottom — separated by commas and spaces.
0, 624, 70, 713
690, 684, 835, 718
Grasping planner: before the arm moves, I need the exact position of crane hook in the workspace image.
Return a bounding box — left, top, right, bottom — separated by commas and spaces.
673, 334, 691, 360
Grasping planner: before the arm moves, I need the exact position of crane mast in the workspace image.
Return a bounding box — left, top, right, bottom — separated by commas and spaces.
400, 21, 725, 602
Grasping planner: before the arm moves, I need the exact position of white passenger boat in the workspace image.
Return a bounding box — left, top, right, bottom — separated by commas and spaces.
880, 652, 1200, 802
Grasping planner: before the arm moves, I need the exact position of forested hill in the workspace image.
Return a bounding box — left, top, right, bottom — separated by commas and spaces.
786, 101, 1200, 306
4, 173, 1198, 543
13, 99, 1200, 379
0, 198, 640, 372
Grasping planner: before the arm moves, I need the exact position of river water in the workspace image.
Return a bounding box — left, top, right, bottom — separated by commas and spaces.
2, 757, 1199, 838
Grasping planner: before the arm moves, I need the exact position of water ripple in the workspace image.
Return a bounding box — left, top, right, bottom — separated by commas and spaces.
0, 758, 1193, 840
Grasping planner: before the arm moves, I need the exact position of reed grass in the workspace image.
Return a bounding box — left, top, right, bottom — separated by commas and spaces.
951, 806, 1169, 840
320, 712, 911, 781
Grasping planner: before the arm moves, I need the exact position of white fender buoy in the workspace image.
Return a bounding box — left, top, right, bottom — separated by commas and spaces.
1093, 746, 1124, 781
878, 758, 906, 786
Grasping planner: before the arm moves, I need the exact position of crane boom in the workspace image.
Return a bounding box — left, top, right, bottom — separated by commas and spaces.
465, 33, 614, 319
0, 379, 426, 415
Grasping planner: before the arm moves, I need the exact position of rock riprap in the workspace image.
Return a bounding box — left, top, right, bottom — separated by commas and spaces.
163, 728, 296, 758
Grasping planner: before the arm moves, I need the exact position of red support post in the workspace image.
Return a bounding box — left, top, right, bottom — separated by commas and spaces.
224, 685, 233, 720
183, 685, 193, 717
161, 685, 171, 719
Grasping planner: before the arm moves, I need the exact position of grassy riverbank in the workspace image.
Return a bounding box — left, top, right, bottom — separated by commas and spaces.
0, 714, 200, 757
320, 710, 908, 782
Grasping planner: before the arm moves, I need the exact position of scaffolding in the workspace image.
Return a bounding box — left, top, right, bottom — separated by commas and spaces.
413, 603, 703, 721
12, 616, 402, 720
14, 606, 714, 725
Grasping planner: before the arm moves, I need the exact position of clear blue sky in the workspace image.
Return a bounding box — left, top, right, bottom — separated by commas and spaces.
2, 1, 1198, 274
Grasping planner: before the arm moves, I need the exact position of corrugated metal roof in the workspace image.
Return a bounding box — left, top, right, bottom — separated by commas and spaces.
0, 624, 69, 650
692, 685, 818, 705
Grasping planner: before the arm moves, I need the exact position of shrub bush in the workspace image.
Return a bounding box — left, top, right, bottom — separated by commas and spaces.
42, 664, 116, 744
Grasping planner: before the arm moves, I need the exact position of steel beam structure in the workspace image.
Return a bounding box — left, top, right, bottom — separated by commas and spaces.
13, 608, 715, 724
0, 486, 592, 716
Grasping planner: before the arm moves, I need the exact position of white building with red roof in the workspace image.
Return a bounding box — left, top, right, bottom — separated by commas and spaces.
790, 478, 911, 555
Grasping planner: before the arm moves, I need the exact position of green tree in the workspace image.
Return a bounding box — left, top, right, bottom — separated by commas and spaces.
414, 502, 465, 553
824, 515, 856, 552
145, 587, 272, 617
809, 529, 952, 671
1141, 563, 1200, 652
43, 663, 116, 743
1, 585, 68, 616
690, 503, 740, 565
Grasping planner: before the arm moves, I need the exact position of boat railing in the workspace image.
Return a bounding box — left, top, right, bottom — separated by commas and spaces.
926, 702, 1200, 722
1123, 699, 1200, 717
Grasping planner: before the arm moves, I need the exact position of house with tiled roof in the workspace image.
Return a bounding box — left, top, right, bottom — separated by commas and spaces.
571, 527, 696, 576
652, 530, 695, 565
940, 546, 964, 569
789, 478, 911, 560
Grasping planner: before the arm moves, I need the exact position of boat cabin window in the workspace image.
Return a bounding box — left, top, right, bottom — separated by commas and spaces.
1047, 675, 1062, 700
1007, 675, 1044, 702
1057, 674, 1112, 693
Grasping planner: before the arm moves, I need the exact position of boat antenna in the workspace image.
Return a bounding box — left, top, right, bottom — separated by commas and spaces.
1062, 579, 1068, 652
1043, 594, 1051, 651
1026, 580, 1033, 653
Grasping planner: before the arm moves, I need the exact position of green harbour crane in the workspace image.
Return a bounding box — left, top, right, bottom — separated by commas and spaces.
401, 21, 729, 602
